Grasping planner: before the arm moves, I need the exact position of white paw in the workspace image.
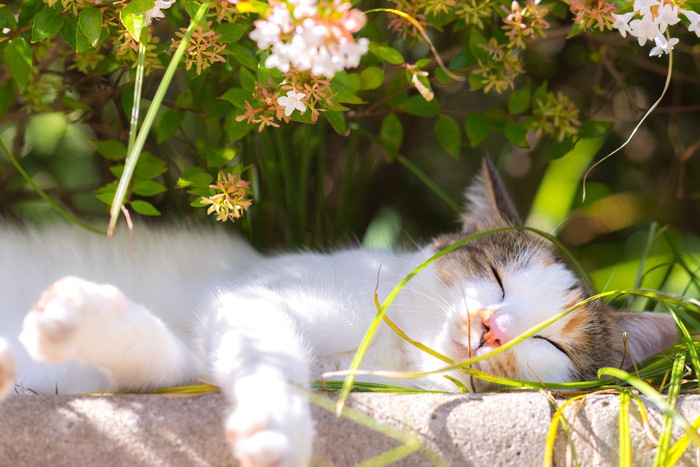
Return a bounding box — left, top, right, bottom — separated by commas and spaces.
0, 338, 16, 401
19, 276, 125, 363
225, 381, 313, 467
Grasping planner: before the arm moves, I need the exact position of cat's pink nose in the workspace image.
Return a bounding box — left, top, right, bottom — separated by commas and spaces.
482, 315, 509, 347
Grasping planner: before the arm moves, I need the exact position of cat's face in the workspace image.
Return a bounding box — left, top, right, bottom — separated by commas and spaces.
416, 159, 676, 391
427, 230, 614, 390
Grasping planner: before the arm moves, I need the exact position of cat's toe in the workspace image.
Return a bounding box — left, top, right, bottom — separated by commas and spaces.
19, 276, 122, 363
225, 408, 310, 467
231, 429, 291, 467
0, 339, 16, 401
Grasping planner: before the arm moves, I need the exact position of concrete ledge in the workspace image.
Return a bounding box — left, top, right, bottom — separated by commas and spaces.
1, 392, 698, 466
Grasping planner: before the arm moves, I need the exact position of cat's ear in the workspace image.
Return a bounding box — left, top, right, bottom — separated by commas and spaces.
611, 311, 677, 368
462, 158, 522, 233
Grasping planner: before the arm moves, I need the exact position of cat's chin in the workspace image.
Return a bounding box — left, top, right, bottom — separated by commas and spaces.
447, 337, 497, 362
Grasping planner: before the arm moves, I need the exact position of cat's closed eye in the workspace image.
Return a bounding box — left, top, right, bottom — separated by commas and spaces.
533, 335, 569, 358
490, 265, 504, 300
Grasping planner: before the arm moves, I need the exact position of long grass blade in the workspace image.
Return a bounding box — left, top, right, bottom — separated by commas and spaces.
108, 0, 211, 235
543, 395, 587, 467
619, 389, 632, 467
653, 352, 686, 467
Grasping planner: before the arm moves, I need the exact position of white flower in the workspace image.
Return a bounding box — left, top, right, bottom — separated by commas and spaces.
649, 34, 679, 56
248, 0, 369, 77
629, 15, 659, 45
611, 12, 635, 37
145, 0, 176, 25
291, 0, 317, 19
682, 9, 700, 37
654, 3, 680, 33
250, 20, 281, 49
277, 90, 307, 116
633, 0, 659, 16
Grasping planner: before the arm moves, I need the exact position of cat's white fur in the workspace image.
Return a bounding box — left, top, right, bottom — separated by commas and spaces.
0, 163, 677, 466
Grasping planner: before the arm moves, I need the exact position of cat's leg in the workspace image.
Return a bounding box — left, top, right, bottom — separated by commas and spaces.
19, 276, 196, 390
0, 338, 16, 401
201, 290, 313, 467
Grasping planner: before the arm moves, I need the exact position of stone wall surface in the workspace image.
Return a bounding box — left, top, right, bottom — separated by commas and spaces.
1, 392, 699, 466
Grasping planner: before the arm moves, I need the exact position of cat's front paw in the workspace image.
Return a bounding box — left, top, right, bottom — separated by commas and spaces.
19, 276, 125, 363
0, 338, 16, 401
225, 382, 313, 467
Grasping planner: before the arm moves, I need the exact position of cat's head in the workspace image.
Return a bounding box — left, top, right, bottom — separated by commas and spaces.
420, 159, 677, 391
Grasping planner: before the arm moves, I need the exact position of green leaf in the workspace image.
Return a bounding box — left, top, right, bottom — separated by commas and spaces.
239, 67, 256, 91
135, 153, 167, 179
468, 72, 485, 91
95, 181, 118, 205
120, 0, 154, 42
131, 200, 161, 216
157, 110, 185, 143
18, 0, 43, 28
360, 66, 384, 90
465, 114, 491, 148
184, 1, 202, 18
133, 180, 167, 196
504, 121, 529, 148
93, 139, 127, 160
533, 81, 549, 107
31, 7, 65, 43
325, 110, 347, 135
77, 7, 102, 48
176, 167, 213, 188
396, 95, 440, 117
434, 115, 462, 158
5, 38, 32, 91
228, 44, 257, 70
508, 86, 531, 115
330, 73, 365, 104
468, 29, 488, 62
60, 16, 78, 51
201, 147, 236, 167
368, 43, 403, 65
219, 87, 252, 109
0, 5, 17, 29
578, 120, 613, 139
224, 115, 254, 142
380, 113, 403, 155
216, 22, 249, 43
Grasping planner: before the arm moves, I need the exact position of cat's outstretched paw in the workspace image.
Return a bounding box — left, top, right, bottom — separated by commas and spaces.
225, 382, 313, 467
0, 338, 16, 401
19, 276, 125, 363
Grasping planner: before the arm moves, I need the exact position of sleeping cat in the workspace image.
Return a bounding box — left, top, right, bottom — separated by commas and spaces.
0, 159, 676, 466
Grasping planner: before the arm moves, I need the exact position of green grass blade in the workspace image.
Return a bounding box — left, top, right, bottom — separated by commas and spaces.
128, 35, 147, 154
667, 415, 700, 466
653, 352, 686, 467
598, 367, 700, 446
108, 1, 211, 235
543, 395, 587, 467
0, 136, 106, 235
619, 390, 632, 467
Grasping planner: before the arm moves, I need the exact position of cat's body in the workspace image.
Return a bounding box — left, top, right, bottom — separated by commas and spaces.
0, 160, 677, 466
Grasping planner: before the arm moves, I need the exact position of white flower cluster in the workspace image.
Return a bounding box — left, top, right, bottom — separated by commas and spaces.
146, 0, 177, 25
249, 0, 370, 77
612, 0, 699, 57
